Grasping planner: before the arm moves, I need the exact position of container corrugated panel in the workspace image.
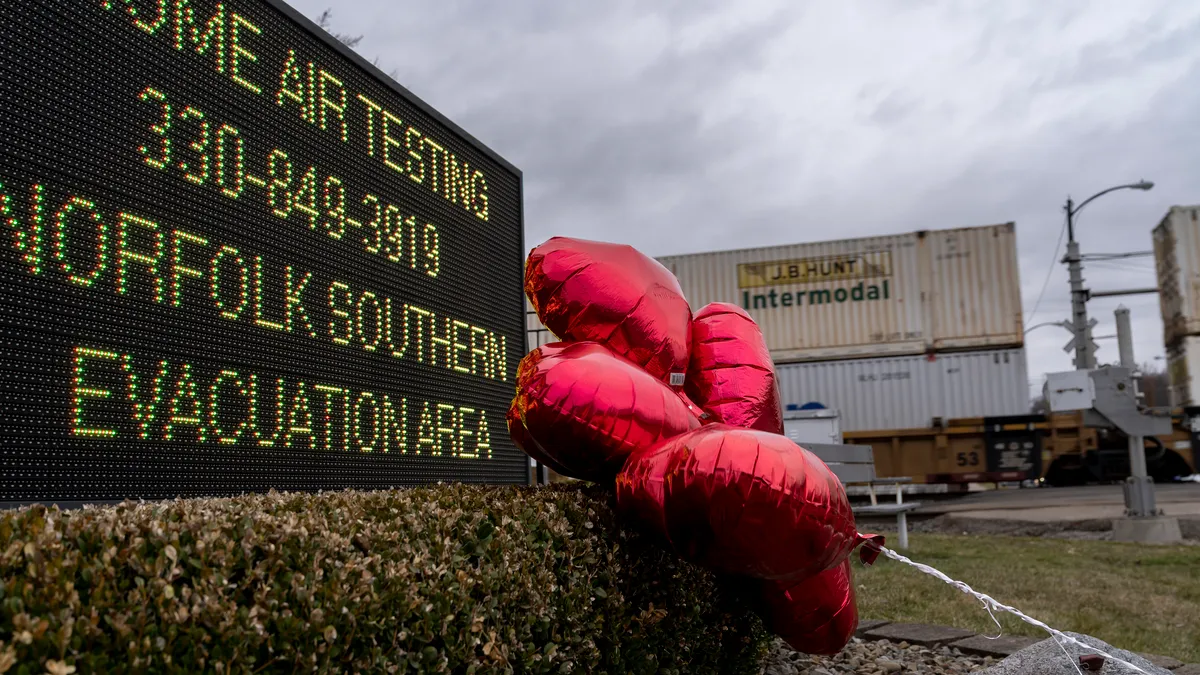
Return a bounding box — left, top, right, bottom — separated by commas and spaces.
1153, 206, 1200, 347
924, 224, 1024, 350
931, 348, 1029, 422
655, 223, 1023, 363
775, 348, 1030, 432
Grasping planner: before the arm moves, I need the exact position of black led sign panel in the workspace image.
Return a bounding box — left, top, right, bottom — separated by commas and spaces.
0, 0, 528, 502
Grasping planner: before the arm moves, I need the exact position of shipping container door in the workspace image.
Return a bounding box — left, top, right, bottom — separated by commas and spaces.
932, 349, 1031, 422
923, 224, 1024, 351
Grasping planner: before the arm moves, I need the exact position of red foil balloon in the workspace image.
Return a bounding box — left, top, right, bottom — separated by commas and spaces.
525, 237, 693, 384
756, 558, 858, 655
615, 424, 858, 582
686, 302, 783, 434
508, 341, 702, 483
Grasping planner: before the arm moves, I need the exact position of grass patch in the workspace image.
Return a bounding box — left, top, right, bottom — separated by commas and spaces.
855, 533, 1200, 662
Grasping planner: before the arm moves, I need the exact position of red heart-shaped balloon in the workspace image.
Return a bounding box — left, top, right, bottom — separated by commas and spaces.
615, 424, 858, 583
508, 341, 702, 483
687, 302, 783, 434
754, 557, 859, 655
525, 237, 693, 384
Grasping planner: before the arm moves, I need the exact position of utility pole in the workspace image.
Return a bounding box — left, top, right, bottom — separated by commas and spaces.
1065, 198, 1096, 370
1045, 181, 1175, 542
1062, 180, 1155, 370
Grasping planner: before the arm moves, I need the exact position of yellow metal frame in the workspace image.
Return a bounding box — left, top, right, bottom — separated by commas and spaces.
842, 411, 1197, 483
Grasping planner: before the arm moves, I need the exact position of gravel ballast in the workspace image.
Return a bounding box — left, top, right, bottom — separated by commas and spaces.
761, 632, 1192, 675
760, 637, 994, 675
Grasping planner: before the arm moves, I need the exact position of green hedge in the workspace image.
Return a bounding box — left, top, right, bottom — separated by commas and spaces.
0, 484, 769, 674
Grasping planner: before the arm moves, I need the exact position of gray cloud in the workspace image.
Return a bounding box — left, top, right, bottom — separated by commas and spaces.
293, 0, 1200, 398
867, 90, 920, 127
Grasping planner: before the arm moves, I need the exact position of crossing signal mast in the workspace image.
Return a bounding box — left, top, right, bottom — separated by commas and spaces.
1043, 180, 1180, 543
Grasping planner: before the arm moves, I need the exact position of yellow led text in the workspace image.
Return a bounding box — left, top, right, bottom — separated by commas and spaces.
1, 179, 508, 383
100, 2, 493, 222
133, 88, 440, 276
356, 93, 489, 221
101, 0, 266, 94
71, 345, 493, 458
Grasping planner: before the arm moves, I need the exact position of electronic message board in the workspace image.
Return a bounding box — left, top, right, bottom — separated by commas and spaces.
0, 0, 529, 503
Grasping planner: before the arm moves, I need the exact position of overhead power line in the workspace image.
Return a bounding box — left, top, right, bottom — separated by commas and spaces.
1081, 251, 1153, 261
1027, 214, 1068, 324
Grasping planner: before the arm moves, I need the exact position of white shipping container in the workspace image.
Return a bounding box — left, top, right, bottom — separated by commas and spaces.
775, 348, 1031, 432
1167, 335, 1200, 407
655, 223, 1024, 362
1152, 205, 1200, 347
782, 409, 843, 445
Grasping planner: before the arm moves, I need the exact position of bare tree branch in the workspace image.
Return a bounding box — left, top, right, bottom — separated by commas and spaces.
371, 55, 401, 81
314, 8, 399, 79
1030, 394, 1049, 415
314, 8, 364, 49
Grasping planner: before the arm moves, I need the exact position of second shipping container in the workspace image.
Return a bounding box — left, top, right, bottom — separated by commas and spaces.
525, 305, 1031, 432
775, 348, 1031, 432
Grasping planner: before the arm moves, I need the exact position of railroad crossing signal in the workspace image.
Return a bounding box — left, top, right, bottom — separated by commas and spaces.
1062, 318, 1099, 366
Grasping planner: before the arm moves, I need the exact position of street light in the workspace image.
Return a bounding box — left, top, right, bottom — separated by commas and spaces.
1023, 320, 1073, 336
1063, 180, 1155, 370
1066, 180, 1154, 243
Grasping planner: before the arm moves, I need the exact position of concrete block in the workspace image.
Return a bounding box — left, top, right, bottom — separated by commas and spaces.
863, 622, 974, 647
855, 619, 891, 638
1112, 516, 1183, 544
977, 631, 1173, 675
950, 634, 1041, 658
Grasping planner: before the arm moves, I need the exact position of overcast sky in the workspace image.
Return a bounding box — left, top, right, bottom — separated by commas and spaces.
292, 0, 1200, 400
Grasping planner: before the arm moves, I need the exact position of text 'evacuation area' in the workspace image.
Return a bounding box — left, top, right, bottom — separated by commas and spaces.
70, 345, 495, 459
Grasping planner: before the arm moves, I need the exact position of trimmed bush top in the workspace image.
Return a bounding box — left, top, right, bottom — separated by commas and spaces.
0, 484, 767, 675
